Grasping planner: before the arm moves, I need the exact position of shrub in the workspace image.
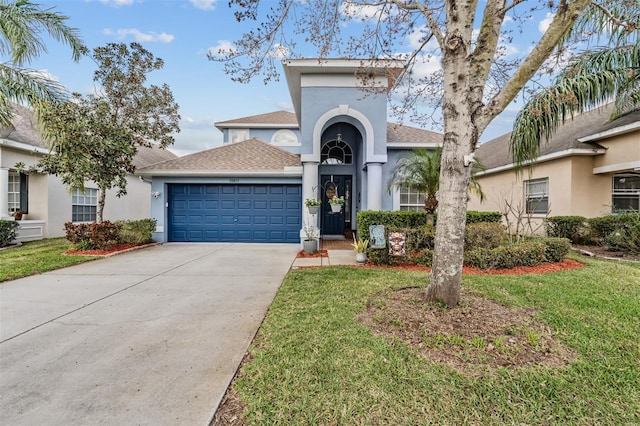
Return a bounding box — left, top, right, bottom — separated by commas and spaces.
537, 237, 571, 262
464, 242, 546, 270
0, 219, 19, 247
64, 221, 120, 250
465, 222, 505, 250
116, 219, 157, 244
602, 215, 640, 254
414, 248, 433, 267
544, 216, 587, 243
588, 213, 640, 241
466, 211, 503, 224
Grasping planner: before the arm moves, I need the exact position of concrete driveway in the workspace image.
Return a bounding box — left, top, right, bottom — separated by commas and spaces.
0, 243, 298, 425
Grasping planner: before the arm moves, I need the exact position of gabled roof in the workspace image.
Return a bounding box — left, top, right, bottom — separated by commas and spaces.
133, 145, 178, 169
0, 103, 47, 149
136, 138, 302, 177
214, 111, 298, 130
475, 104, 639, 172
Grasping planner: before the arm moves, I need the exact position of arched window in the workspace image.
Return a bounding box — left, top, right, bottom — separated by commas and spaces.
321, 135, 352, 165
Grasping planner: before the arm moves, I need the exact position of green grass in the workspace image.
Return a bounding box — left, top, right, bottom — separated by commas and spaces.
232, 257, 640, 425
0, 238, 97, 283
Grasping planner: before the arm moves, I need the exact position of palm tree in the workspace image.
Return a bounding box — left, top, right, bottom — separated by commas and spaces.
0, 0, 86, 126
510, 44, 640, 168
388, 147, 486, 220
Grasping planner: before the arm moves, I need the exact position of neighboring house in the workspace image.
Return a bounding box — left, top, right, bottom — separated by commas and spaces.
0, 103, 177, 241
137, 58, 443, 244
467, 104, 640, 231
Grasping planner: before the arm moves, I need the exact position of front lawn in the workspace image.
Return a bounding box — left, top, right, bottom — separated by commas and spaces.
0, 238, 97, 283
217, 256, 640, 425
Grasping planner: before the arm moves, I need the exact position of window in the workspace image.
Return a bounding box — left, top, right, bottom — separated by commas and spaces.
8, 173, 28, 215
525, 178, 549, 214
612, 173, 640, 212
229, 129, 250, 143
72, 188, 98, 222
271, 129, 299, 146
399, 186, 426, 211
321, 138, 352, 165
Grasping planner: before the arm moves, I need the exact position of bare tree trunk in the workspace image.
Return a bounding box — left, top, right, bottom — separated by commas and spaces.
97, 187, 106, 223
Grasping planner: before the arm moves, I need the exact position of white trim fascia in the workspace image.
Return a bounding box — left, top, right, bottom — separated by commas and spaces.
578, 121, 640, 142
0, 138, 49, 155
387, 142, 441, 149
476, 148, 606, 176
136, 168, 303, 178
215, 122, 299, 130
593, 160, 640, 174
301, 74, 388, 88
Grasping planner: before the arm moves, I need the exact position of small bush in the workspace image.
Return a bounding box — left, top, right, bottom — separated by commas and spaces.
588, 213, 640, 241
0, 220, 19, 247
414, 248, 433, 267
466, 211, 503, 224
64, 221, 120, 250
603, 215, 640, 254
117, 218, 157, 244
464, 242, 546, 270
545, 216, 587, 243
465, 222, 505, 250
537, 237, 571, 262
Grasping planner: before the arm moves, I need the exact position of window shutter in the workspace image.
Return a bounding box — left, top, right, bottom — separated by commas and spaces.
20, 173, 29, 214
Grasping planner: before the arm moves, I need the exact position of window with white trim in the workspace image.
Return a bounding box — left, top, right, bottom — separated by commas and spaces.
612, 173, 640, 212
525, 178, 549, 214
229, 129, 250, 143
321, 138, 352, 165
72, 188, 98, 222
8, 173, 28, 215
399, 186, 426, 211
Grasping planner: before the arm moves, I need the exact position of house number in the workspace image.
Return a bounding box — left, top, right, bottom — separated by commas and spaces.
228, 178, 240, 182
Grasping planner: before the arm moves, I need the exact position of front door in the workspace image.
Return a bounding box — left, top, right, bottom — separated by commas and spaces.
321, 175, 352, 236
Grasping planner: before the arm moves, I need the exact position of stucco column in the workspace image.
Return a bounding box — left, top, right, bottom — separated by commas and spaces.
366, 162, 383, 211
0, 167, 10, 219
302, 162, 320, 242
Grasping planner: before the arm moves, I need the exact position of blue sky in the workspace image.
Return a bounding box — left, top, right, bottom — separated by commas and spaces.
27, 0, 555, 156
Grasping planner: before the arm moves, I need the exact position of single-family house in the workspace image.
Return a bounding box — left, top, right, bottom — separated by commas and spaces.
467, 104, 640, 229
1, 103, 177, 241
137, 59, 443, 244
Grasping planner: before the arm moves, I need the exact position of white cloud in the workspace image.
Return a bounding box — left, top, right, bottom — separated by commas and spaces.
207, 40, 237, 58
341, 1, 390, 21
103, 28, 174, 43
538, 12, 554, 33
407, 26, 439, 50
98, 0, 135, 6
267, 43, 289, 59
190, 0, 216, 11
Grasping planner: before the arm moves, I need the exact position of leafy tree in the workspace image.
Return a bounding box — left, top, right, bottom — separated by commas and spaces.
39, 42, 181, 222
213, 0, 639, 307
0, 0, 86, 126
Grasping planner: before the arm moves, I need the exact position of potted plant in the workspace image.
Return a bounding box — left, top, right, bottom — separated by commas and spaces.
303, 221, 318, 254
352, 234, 369, 263
305, 198, 321, 215
329, 196, 344, 213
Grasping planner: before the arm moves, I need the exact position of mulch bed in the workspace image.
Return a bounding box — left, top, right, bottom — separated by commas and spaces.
296, 249, 328, 258
65, 242, 159, 257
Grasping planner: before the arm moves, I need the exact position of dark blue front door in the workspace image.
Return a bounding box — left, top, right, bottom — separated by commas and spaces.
321, 175, 351, 236
168, 184, 301, 242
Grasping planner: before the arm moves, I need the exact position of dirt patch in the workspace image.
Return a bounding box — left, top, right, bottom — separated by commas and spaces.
360, 287, 576, 376
573, 244, 640, 263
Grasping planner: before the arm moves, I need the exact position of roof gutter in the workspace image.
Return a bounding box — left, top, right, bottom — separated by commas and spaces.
476, 148, 606, 176
136, 167, 303, 178
0, 138, 49, 155
578, 121, 640, 142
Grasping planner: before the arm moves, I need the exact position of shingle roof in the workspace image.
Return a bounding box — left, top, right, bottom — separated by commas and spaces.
214, 111, 298, 129
137, 138, 302, 172
0, 103, 46, 148
133, 145, 178, 169
386, 122, 442, 144
475, 104, 639, 170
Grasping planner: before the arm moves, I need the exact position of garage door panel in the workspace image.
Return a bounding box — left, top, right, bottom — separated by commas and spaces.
169, 184, 301, 243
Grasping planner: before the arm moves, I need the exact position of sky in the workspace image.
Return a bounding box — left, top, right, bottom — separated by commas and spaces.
24, 0, 558, 156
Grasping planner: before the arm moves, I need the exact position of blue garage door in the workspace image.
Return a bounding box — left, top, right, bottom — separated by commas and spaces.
168, 184, 301, 243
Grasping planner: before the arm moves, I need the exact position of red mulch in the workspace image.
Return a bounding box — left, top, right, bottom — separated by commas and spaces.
352, 258, 585, 275
65, 243, 151, 256
296, 249, 328, 258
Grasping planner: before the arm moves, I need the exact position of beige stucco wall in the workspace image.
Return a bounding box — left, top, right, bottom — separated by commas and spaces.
468, 155, 615, 235
102, 176, 151, 221
592, 132, 640, 172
